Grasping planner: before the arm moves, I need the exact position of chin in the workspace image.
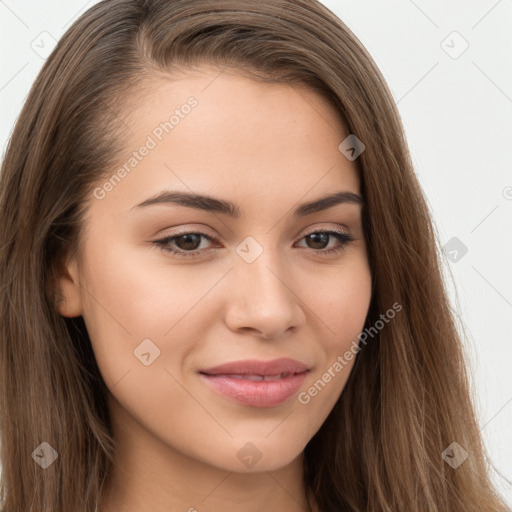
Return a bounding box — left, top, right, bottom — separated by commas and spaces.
197, 436, 307, 474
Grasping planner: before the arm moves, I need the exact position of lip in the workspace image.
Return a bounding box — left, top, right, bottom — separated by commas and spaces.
199, 358, 310, 408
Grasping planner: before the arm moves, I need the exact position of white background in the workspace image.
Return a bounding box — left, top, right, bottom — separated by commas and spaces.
1, 0, 511, 506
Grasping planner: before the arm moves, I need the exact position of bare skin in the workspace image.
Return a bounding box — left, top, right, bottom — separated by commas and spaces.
56, 66, 372, 512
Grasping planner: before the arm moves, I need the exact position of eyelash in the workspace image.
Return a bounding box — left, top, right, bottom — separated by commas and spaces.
152, 229, 355, 259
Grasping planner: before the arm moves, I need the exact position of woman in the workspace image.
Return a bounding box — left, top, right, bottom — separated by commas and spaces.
0, 0, 508, 511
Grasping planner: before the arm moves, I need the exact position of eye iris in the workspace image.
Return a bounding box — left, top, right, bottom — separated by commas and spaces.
176, 233, 202, 251
307, 232, 329, 249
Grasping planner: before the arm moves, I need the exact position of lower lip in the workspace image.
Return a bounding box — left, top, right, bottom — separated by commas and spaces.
199, 372, 309, 407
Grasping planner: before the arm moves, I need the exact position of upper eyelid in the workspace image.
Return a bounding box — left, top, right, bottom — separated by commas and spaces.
154, 225, 351, 242
153, 222, 351, 238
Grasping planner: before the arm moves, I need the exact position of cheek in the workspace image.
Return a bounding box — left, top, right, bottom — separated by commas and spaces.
300, 256, 372, 347
82, 235, 232, 329
78, 240, 234, 389
291, 257, 372, 408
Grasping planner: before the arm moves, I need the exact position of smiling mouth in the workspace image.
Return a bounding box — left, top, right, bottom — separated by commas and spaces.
215, 372, 297, 381
198, 358, 310, 407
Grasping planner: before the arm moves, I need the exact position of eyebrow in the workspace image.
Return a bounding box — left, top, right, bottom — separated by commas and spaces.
133, 190, 364, 217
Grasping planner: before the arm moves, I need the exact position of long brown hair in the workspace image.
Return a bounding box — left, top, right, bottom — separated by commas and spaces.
0, 0, 508, 510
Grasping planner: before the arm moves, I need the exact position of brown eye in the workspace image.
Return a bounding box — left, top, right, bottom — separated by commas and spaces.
173, 233, 203, 251
304, 232, 330, 250
296, 230, 355, 255
153, 229, 354, 259
153, 232, 216, 257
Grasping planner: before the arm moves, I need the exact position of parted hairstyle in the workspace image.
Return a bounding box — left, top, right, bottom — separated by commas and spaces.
0, 0, 508, 510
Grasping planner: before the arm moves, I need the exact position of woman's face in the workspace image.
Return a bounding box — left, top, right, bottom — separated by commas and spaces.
58, 66, 372, 473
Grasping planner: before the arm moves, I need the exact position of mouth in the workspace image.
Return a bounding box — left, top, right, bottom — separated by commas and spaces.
198, 358, 310, 408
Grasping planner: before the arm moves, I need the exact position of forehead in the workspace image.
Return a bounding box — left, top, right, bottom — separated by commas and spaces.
87, 66, 361, 216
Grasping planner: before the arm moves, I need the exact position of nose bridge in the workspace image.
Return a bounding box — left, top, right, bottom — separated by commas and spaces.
226, 234, 303, 337
236, 230, 292, 286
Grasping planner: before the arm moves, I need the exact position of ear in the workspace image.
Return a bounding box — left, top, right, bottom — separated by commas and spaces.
52, 250, 83, 318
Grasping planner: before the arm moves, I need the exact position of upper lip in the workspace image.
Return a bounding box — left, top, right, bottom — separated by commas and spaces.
199, 358, 310, 376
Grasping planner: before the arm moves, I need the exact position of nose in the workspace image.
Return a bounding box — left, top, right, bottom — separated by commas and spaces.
223, 248, 306, 339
